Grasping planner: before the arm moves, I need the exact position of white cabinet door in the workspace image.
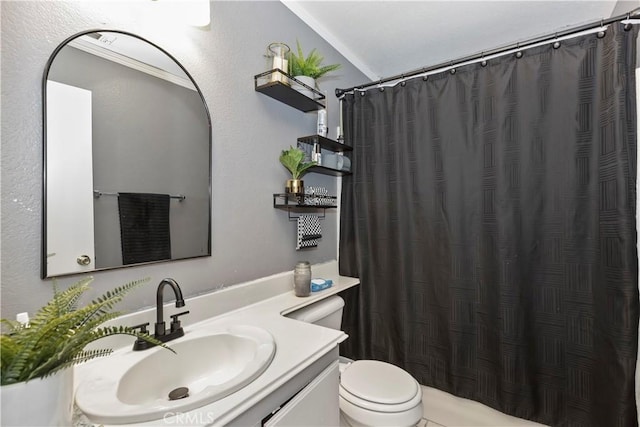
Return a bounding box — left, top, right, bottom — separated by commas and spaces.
264, 361, 340, 427
46, 80, 95, 276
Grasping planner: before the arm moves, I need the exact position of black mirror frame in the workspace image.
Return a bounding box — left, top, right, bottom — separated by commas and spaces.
41, 29, 212, 279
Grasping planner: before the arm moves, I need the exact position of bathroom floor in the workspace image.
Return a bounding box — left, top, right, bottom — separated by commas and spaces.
418, 418, 444, 427
419, 385, 548, 427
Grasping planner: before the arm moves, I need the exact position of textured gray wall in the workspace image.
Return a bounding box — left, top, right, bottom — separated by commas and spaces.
1, 1, 369, 318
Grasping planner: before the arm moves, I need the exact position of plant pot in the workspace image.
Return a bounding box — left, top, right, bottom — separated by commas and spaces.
286, 179, 304, 195
0, 369, 74, 426
292, 76, 316, 99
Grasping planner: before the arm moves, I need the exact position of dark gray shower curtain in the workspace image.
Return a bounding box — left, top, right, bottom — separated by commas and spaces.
339, 25, 638, 426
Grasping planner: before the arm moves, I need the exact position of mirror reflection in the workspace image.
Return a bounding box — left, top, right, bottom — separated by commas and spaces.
43, 31, 211, 278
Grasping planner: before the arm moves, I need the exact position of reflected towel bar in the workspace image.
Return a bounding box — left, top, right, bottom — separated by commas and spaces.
93, 190, 186, 201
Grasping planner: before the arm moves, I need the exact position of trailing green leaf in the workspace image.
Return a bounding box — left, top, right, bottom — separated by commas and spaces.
0, 276, 171, 385
279, 146, 316, 180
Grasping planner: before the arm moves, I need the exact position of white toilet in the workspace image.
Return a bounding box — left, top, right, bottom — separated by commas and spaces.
288, 296, 424, 427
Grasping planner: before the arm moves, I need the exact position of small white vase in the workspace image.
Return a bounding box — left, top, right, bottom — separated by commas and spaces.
0, 369, 74, 426
292, 75, 316, 99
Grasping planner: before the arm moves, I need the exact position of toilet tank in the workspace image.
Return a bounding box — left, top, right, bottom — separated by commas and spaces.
287, 295, 345, 330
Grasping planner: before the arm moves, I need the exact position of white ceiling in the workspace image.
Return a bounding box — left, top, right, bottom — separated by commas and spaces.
282, 1, 639, 82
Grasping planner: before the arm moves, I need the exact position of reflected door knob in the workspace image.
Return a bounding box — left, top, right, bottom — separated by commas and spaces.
77, 255, 92, 266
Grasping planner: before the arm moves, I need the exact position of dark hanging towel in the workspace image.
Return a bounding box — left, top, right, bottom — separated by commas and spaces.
297, 214, 322, 250
118, 193, 171, 265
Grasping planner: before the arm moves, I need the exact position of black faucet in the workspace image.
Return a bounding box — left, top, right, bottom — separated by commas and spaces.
132, 278, 189, 351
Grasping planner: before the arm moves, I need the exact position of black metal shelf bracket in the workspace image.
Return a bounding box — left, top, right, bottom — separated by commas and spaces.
287, 209, 327, 221
273, 193, 337, 220
255, 70, 326, 112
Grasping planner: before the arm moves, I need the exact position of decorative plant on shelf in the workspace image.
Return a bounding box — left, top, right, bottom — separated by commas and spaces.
289, 40, 341, 79
1, 277, 170, 385
279, 146, 316, 194
288, 39, 341, 97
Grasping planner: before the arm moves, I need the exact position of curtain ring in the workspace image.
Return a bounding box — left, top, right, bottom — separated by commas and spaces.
480, 52, 487, 67
624, 13, 633, 31
552, 33, 560, 49
378, 80, 384, 92
597, 19, 606, 38
449, 61, 456, 75
515, 42, 523, 58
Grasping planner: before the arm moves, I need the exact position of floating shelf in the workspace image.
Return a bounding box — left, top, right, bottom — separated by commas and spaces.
308, 165, 351, 177
255, 70, 325, 112
273, 193, 338, 209
297, 135, 353, 152
296, 135, 353, 176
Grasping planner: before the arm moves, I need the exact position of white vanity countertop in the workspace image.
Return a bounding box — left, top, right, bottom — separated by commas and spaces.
74, 261, 359, 426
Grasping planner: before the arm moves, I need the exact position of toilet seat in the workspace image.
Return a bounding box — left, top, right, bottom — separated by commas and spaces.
339, 385, 422, 413
339, 360, 422, 413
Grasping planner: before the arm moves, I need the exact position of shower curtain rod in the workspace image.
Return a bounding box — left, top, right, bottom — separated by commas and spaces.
335, 8, 640, 98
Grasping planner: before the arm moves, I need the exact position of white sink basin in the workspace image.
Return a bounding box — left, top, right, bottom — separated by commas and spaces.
76, 325, 276, 424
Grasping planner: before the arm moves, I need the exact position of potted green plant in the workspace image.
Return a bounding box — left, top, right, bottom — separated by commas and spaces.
279, 146, 316, 195
0, 277, 169, 426
288, 39, 341, 98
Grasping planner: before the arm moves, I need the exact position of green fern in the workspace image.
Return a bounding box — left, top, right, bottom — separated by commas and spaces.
288, 39, 341, 80
0, 277, 172, 385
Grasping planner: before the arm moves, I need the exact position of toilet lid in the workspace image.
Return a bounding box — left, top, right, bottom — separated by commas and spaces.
340, 360, 419, 405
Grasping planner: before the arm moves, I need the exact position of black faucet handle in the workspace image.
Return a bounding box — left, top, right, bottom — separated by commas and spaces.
170, 311, 190, 333
170, 311, 190, 321
131, 322, 150, 334
131, 322, 154, 351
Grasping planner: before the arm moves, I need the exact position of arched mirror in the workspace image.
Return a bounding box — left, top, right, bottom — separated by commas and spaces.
42, 30, 211, 278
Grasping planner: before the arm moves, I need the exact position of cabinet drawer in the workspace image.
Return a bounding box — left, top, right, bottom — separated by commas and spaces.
264, 360, 340, 427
